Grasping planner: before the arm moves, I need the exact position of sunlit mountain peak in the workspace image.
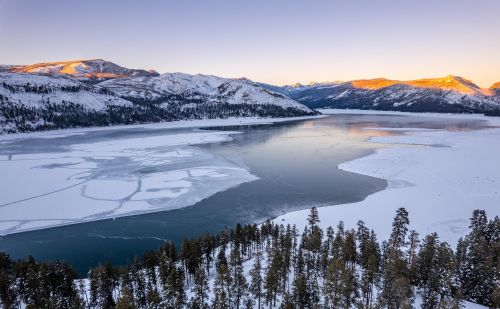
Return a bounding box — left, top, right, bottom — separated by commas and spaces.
9, 59, 158, 80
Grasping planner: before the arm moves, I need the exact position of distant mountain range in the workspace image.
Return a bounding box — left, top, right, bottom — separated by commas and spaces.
261, 76, 500, 114
0, 60, 315, 133
1, 59, 500, 133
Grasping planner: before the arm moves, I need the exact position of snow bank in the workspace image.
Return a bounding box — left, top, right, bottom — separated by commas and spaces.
276, 110, 500, 248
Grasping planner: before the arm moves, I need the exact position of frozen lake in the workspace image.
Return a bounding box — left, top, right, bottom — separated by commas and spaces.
0, 114, 491, 274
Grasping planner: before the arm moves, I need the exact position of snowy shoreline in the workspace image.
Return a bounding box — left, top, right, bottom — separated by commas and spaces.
0, 115, 325, 141
275, 109, 500, 248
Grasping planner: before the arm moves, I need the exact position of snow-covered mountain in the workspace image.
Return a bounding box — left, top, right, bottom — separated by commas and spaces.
262, 76, 500, 113
99, 73, 311, 111
1, 59, 159, 81
0, 61, 315, 133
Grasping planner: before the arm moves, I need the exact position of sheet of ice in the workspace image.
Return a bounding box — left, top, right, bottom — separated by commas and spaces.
275, 110, 500, 248
0, 116, 329, 235
0, 123, 267, 235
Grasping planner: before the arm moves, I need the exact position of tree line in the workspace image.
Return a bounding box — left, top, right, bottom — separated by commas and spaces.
0, 208, 498, 308
484, 109, 500, 117
1, 81, 112, 95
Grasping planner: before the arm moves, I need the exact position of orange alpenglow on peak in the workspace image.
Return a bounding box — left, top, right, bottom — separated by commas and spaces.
13, 60, 95, 74
406, 75, 484, 95
9, 59, 158, 79
490, 82, 500, 89
351, 75, 492, 95
350, 78, 400, 90
490, 82, 500, 95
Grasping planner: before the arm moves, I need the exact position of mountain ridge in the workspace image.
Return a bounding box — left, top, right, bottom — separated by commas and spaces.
99, 72, 310, 112
0, 61, 315, 134
349, 75, 489, 96
260, 75, 500, 114
2, 58, 500, 133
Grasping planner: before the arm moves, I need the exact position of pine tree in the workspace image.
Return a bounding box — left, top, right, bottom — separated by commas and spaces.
359, 230, 380, 309
332, 221, 345, 261
146, 288, 162, 309
242, 297, 255, 309
417, 233, 440, 309
163, 266, 186, 309
323, 258, 343, 308
434, 242, 460, 307
390, 208, 410, 255
115, 287, 136, 309
322, 226, 335, 276
307, 207, 320, 227
298, 207, 324, 307
356, 221, 370, 267
249, 252, 264, 309
201, 232, 215, 275
190, 268, 209, 309
231, 256, 248, 309
89, 263, 118, 309
282, 225, 293, 293
264, 247, 282, 307
304, 208, 323, 255
379, 208, 413, 309
131, 258, 147, 308
343, 230, 357, 269
322, 256, 358, 309
292, 273, 309, 308
280, 292, 295, 309
406, 230, 420, 284
304, 250, 321, 307
212, 263, 232, 309
0, 253, 18, 309
458, 210, 497, 306
340, 260, 358, 308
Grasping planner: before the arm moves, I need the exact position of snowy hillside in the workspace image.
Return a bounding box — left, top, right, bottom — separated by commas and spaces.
0, 72, 130, 110
262, 76, 500, 114
0, 66, 315, 133
0, 72, 133, 133
100, 73, 312, 112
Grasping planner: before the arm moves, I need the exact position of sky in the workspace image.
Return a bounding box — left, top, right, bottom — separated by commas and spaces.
0, 0, 499, 87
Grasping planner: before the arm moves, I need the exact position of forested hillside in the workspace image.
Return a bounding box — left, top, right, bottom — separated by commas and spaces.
0, 69, 316, 134
0, 208, 497, 308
